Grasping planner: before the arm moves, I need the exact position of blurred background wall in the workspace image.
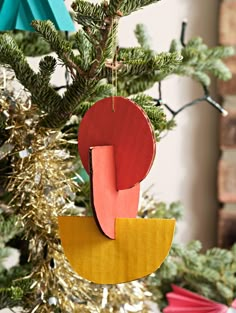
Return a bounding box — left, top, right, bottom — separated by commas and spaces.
65, 0, 220, 248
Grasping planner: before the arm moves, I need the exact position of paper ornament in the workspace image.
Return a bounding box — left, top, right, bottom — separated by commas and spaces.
58, 96, 175, 284
163, 285, 236, 313
0, 0, 75, 31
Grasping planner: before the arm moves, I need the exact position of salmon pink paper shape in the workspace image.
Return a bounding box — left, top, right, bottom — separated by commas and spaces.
90, 145, 140, 239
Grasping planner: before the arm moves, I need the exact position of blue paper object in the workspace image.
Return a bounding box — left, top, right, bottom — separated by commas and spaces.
0, 0, 75, 31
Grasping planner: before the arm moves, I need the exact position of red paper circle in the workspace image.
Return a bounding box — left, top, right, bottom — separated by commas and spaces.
78, 96, 156, 190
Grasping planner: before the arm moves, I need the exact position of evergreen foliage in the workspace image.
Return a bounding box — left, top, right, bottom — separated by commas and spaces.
169, 37, 234, 86
0, 265, 32, 309
0, 212, 20, 271
1, 30, 85, 57
3, 30, 52, 56
131, 94, 176, 140
118, 24, 234, 96
0, 5, 233, 129
140, 195, 236, 310
0, 207, 28, 308
0, 2, 184, 129
147, 240, 236, 309
0, 0, 234, 311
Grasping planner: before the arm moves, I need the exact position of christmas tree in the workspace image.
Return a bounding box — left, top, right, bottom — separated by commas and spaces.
0, 0, 234, 312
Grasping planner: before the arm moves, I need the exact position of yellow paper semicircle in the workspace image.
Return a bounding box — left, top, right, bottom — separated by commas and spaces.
58, 216, 175, 284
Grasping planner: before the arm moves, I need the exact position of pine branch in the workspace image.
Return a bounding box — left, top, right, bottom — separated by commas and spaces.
39, 76, 94, 128
6, 30, 86, 57
138, 192, 236, 309
0, 11, 117, 129
169, 39, 182, 53
206, 46, 234, 59
139, 193, 183, 220
0, 34, 62, 114
74, 82, 114, 116
38, 56, 57, 85
0, 265, 32, 309
0, 34, 37, 86
32, 21, 72, 58
146, 241, 236, 309
38, 5, 122, 127
0, 248, 10, 271
0, 215, 21, 246
117, 49, 181, 75
10, 30, 51, 57
0, 3, 233, 129
0, 287, 24, 309
73, 30, 95, 71
72, 0, 106, 26
131, 94, 175, 140
117, 72, 158, 96
113, 49, 181, 96
170, 37, 234, 86
114, 0, 161, 16
32, 20, 85, 77
134, 24, 151, 49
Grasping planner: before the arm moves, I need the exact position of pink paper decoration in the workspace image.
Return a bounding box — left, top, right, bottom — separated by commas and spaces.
163, 285, 235, 313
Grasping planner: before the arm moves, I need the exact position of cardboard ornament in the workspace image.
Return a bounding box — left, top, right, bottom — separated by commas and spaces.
0, 0, 75, 31
58, 96, 175, 284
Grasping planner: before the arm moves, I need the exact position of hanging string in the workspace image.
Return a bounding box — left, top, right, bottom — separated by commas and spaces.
112, 47, 118, 112
111, 66, 115, 112
111, 18, 118, 112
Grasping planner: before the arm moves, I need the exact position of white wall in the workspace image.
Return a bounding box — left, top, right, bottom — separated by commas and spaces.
66, 0, 220, 248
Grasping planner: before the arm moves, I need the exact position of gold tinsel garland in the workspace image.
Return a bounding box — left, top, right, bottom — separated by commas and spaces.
0, 89, 151, 313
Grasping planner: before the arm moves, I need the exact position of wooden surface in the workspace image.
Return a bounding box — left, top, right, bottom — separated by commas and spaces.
218, 159, 236, 202
218, 209, 236, 248
90, 146, 140, 239
219, 0, 236, 45
218, 1, 236, 249
220, 111, 236, 148
58, 216, 175, 284
78, 96, 156, 190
